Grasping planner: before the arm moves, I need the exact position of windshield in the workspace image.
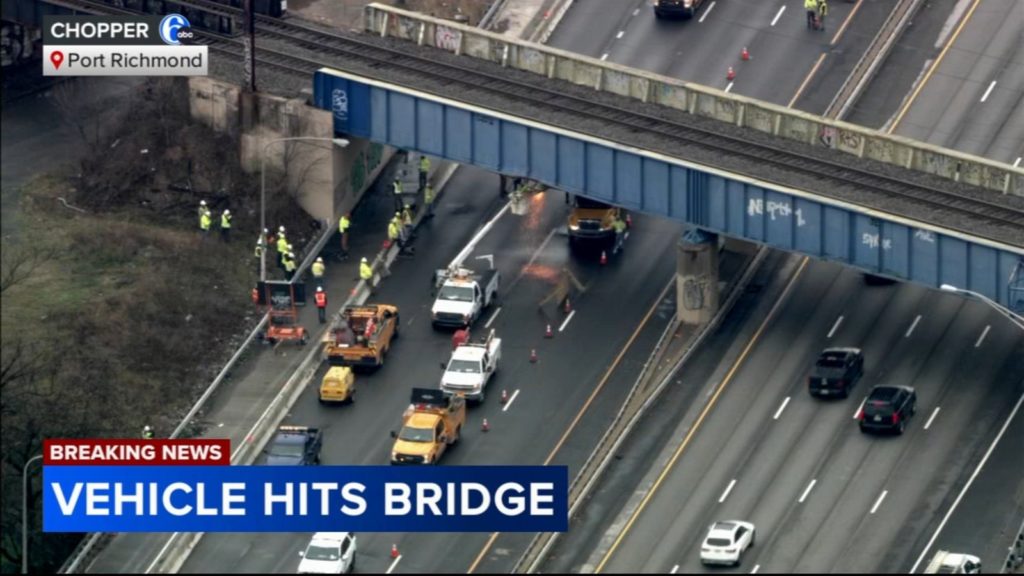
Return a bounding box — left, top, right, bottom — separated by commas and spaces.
574, 196, 611, 210
447, 359, 481, 373
304, 544, 340, 561
399, 426, 434, 443
817, 357, 845, 368
269, 441, 304, 458
438, 285, 474, 302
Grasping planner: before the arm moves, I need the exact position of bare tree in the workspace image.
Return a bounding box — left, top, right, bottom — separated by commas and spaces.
51, 78, 105, 151
279, 113, 329, 202
0, 244, 53, 294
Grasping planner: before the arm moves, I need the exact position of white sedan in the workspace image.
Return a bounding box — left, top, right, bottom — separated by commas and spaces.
700, 520, 756, 566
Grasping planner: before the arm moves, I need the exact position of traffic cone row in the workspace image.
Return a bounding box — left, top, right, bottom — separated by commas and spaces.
727, 47, 751, 81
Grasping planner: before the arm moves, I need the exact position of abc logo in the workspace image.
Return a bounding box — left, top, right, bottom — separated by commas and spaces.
159, 14, 192, 45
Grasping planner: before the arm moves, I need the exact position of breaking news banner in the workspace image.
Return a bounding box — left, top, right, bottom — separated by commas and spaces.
42, 15, 208, 77
42, 440, 568, 533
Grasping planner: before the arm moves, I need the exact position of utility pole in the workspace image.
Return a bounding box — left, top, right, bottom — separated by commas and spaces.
243, 0, 256, 92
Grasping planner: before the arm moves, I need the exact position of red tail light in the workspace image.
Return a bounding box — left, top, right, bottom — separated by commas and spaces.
857, 409, 864, 420
891, 413, 899, 425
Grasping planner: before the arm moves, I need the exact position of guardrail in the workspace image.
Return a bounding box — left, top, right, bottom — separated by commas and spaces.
363, 2, 1024, 197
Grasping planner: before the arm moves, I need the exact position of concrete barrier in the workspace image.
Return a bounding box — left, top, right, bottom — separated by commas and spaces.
363, 3, 1024, 197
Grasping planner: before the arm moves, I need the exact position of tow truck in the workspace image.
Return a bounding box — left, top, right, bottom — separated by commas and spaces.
390, 388, 465, 465
323, 304, 400, 368
266, 425, 322, 465
431, 265, 500, 329
440, 329, 501, 403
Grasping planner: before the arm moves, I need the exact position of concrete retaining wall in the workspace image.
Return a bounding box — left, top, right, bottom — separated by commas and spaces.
363, 3, 1023, 197
188, 77, 393, 223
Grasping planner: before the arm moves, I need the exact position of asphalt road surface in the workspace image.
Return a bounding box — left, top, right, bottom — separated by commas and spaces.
180, 163, 689, 573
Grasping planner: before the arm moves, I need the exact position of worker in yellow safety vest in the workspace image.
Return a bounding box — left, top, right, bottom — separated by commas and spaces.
220, 209, 232, 243
283, 252, 297, 281
199, 207, 212, 238
612, 216, 627, 254
418, 155, 430, 192
359, 257, 373, 282
804, 0, 818, 28
312, 256, 326, 289
392, 177, 404, 212
424, 184, 436, 218
387, 217, 401, 247
338, 213, 351, 258
816, 0, 828, 31
276, 227, 289, 271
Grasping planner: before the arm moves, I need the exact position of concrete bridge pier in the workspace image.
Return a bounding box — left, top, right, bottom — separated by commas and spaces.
676, 228, 720, 326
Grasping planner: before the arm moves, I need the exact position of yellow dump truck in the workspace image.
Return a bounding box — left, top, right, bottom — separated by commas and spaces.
390, 388, 465, 465
323, 304, 399, 368
567, 194, 624, 248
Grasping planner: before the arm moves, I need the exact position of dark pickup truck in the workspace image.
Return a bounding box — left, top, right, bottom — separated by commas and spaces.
266, 425, 323, 465
808, 347, 864, 398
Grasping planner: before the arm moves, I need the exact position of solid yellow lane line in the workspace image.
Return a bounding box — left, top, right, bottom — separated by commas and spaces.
830, 0, 863, 46
888, 0, 983, 133
466, 277, 676, 573
789, 53, 828, 108
594, 257, 809, 573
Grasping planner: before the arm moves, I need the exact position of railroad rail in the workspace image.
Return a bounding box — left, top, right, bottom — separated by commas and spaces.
46, 0, 1024, 245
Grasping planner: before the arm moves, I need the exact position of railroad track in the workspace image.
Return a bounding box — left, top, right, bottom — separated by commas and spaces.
47, 0, 1024, 240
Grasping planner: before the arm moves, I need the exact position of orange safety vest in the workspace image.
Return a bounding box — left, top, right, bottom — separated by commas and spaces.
315, 292, 327, 308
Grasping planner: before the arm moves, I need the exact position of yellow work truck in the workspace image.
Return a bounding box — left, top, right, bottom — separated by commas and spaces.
390, 388, 465, 465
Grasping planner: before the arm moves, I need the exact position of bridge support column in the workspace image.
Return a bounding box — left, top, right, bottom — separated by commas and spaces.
676, 228, 720, 326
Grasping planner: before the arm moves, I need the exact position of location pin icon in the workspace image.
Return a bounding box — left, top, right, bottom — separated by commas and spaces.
51, 51, 64, 70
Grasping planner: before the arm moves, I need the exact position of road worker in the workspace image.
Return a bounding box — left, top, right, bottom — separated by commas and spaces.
402, 204, 414, 240
197, 199, 207, 219
392, 177, 404, 212
314, 286, 328, 324
816, 0, 829, 31
387, 215, 401, 247
142, 425, 154, 440
418, 155, 431, 192
283, 252, 297, 281
199, 206, 212, 238
338, 213, 351, 258
804, 0, 818, 28
359, 257, 373, 282
254, 239, 265, 276
452, 327, 470, 350
276, 228, 289, 271
612, 215, 627, 254
312, 256, 326, 288
220, 209, 232, 243
424, 183, 436, 218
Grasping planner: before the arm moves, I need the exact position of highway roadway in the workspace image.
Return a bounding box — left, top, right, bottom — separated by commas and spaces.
180, 164, 690, 572
539, 0, 1024, 573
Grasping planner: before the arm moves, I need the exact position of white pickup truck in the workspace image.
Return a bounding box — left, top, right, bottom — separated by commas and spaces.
431, 266, 500, 329
440, 330, 501, 403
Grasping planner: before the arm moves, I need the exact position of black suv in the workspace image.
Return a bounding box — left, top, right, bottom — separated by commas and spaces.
858, 386, 917, 435
654, 0, 707, 19
808, 347, 864, 398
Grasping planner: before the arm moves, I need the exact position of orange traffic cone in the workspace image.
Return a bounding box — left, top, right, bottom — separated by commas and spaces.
564, 297, 572, 313
545, 324, 553, 338
391, 544, 399, 559
530, 349, 538, 363
500, 389, 509, 403
600, 250, 608, 265
741, 46, 750, 61
625, 214, 632, 227
482, 418, 490, 432
726, 66, 736, 81
251, 287, 259, 304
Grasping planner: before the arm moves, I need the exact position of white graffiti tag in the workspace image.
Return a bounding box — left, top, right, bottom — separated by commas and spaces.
914, 230, 936, 243
331, 88, 348, 121
862, 233, 892, 250
747, 198, 807, 226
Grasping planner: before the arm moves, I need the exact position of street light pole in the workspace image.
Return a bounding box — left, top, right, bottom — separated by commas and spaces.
258, 137, 350, 283
22, 454, 43, 574
940, 284, 1024, 331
